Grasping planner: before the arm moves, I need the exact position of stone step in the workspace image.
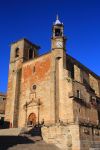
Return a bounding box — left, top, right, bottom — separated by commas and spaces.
0, 128, 22, 136
26, 135, 42, 142
7, 140, 60, 150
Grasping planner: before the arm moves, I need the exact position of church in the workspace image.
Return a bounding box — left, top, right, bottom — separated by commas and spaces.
5, 16, 100, 150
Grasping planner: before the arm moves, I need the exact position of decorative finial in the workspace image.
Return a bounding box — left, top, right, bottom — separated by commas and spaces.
55, 14, 61, 25
56, 14, 59, 20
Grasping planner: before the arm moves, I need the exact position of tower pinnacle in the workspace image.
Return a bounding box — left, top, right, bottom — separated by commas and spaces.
55, 14, 61, 25
56, 14, 59, 20
52, 15, 66, 50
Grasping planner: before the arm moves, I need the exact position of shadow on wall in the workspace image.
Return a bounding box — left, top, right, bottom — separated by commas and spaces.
24, 125, 42, 137
0, 136, 34, 150
0, 120, 10, 129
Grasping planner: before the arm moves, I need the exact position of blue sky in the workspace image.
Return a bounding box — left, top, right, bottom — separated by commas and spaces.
0, 0, 100, 93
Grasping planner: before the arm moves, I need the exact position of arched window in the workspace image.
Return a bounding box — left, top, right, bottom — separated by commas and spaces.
55, 28, 62, 36
15, 48, 19, 58
77, 90, 81, 99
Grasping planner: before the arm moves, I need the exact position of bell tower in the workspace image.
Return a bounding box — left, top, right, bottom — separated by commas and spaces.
5, 38, 40, 128
51, 15, 66, 51
51, 16, 67, 124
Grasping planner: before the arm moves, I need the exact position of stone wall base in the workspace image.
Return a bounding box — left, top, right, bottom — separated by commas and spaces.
41, 124, 80, 150
41, 124, 100, 150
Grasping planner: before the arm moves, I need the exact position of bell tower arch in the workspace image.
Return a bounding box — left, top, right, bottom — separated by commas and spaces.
51, 15, 66, 51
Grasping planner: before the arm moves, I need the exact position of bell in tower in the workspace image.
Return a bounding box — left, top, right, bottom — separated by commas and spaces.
51, 15, 66, 50
53, 15, 63, 37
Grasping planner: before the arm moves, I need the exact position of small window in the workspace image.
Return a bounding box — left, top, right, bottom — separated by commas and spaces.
83, 128, 89, 134
33, 66, 35, 73
15, 48, 19, 58
90, 96, 96, 105
3, 98, 6, 101
77, 90, 81, 99
55, 29, 62, 36
29, 48, 33, 59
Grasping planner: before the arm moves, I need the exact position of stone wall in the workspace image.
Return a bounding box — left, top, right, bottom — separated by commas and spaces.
89, 74, 99, 96
72, 81, 98, 125
99, 79, 100, 96
5, 39, 40, 127
5, 36, 100, 150
5, 40, 25, 125
79, 125, 100, 150
61, 72, 74, 123
42, 124, 100, 150
74, 65, 81, 82
0, 100, 6, 115
72, 61, 100, 98
18, 53, 54, 127
42, 124, 80, 150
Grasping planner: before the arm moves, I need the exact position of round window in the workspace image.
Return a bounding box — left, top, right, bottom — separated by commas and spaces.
32, 85, 36, 90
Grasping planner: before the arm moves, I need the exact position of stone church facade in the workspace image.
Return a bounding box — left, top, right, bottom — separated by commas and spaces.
5, 16, 100, 150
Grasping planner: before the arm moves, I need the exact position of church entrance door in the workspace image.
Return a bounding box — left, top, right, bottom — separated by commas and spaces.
28, 113, 36, 126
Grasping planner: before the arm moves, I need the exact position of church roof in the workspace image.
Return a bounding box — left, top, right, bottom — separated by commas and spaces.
66, 54, 100, 80
55, 15, 62, 25
11, 38, 40, 49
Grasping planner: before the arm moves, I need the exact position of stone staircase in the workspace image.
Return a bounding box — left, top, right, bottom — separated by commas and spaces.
0, 128, 23, 136
0, 126, 43, 140
20, 126, 43, 142
0, 126, 60, 150
8, 140, 60, 150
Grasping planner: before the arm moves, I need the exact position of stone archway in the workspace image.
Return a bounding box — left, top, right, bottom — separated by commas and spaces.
28, 113, 36, 126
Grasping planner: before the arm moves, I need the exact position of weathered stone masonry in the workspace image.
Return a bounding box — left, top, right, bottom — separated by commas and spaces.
5, 16, 100, 150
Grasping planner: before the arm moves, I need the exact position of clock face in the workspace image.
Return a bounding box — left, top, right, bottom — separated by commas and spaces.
56, 41, 63, 48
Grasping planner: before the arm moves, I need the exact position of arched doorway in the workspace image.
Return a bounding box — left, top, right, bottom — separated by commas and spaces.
27, 113, 36, 126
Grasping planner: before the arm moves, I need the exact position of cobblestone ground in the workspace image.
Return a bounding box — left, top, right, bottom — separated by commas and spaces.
0, 136, 60, 150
